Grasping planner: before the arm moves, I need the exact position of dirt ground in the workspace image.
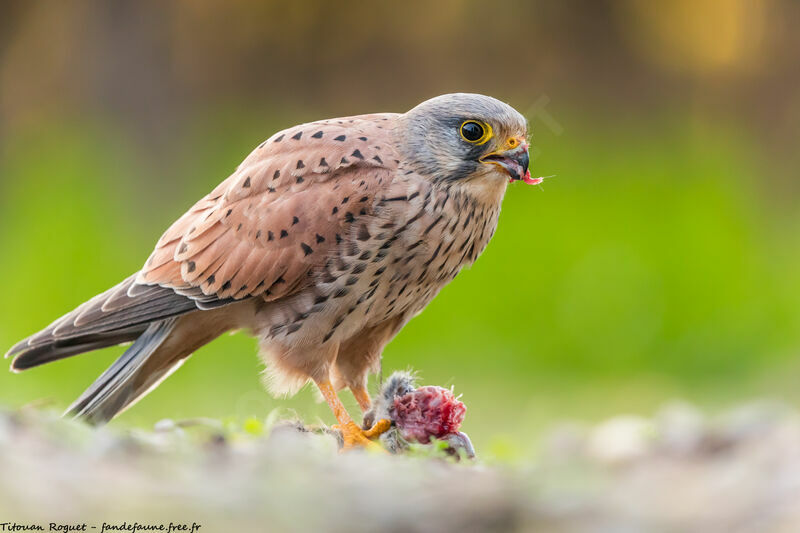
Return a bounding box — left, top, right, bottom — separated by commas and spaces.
1, 401, 799, 533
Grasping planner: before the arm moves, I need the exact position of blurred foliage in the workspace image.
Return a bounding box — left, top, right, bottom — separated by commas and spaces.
0, 1, 799, 452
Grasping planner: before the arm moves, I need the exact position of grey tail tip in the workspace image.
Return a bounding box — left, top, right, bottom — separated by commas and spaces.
63, 318, 179, 426
3, 274, 227, 423
5, 339, 27, 360
7, 344, 29, 373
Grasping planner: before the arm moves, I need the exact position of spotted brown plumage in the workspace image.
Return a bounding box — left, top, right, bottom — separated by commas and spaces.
138, 115, 395, 303
5, 93, 536, 447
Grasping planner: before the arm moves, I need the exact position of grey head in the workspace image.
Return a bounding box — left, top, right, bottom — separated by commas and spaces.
394, 93, 530, 183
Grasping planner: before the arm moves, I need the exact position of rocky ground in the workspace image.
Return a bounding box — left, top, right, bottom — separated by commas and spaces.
1, 400, 799, 533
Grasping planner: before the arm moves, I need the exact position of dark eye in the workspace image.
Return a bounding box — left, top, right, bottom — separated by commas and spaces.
460, 121, 485, 143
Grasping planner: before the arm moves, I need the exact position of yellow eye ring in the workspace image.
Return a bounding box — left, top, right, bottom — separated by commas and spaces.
460, 120, 493, 145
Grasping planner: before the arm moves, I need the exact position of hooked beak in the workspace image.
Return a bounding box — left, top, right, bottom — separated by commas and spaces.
480, 140, 536, 184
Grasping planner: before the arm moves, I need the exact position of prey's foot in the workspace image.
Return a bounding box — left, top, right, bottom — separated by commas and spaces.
333, 420, 391, 451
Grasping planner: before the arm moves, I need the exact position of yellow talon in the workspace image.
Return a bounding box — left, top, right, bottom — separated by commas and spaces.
363, 418, 391, 439
315, 380, 390, 452
333, 420, 390, 452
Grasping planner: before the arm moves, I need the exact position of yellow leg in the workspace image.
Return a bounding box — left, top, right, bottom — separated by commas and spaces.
351, 385, 372, 413
316, 380, 390, 450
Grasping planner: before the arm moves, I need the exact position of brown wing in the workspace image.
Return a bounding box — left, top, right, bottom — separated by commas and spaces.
137, 114, 401, 302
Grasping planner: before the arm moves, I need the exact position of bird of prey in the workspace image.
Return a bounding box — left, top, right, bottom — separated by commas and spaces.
6, 93, 538, 448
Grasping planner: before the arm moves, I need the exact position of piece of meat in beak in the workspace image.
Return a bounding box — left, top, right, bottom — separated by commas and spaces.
480, 139, 542, 185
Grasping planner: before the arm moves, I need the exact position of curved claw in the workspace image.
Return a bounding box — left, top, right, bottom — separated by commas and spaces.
333, 420, 390, 452
363, 418, 391, 439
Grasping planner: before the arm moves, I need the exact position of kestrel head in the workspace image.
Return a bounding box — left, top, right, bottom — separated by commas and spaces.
395, 93, 531, 185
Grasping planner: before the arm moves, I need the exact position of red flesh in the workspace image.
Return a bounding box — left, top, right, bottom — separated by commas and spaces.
391, 386, 467, 444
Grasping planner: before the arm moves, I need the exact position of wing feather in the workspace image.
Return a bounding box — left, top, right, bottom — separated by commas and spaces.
138, 115, 401, 303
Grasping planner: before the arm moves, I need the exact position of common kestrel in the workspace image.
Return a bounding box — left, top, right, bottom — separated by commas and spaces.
6, 93, 537, 448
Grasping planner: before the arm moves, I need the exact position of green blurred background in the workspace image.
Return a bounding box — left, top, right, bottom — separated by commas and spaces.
1, 0, 799, 454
